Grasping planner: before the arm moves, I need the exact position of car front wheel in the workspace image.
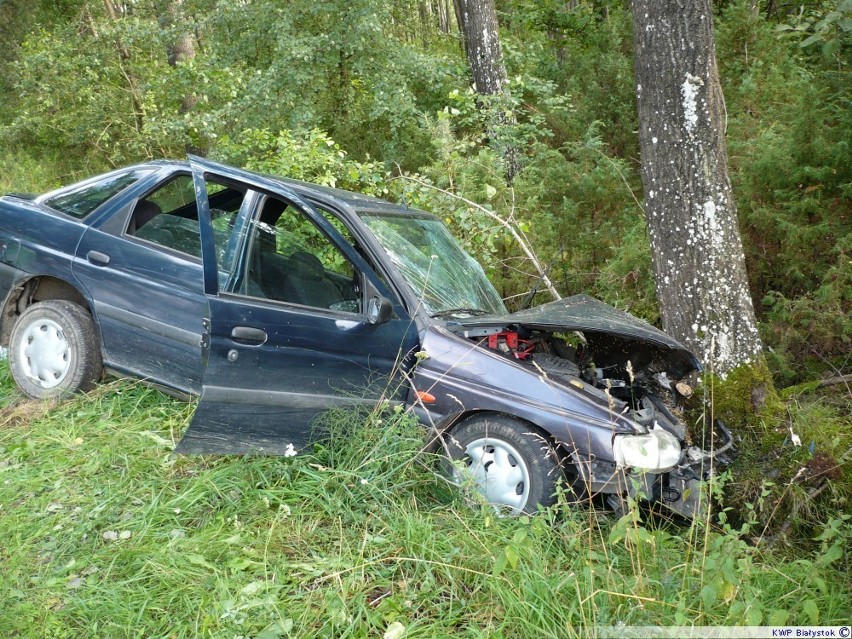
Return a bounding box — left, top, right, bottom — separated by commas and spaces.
445, 414, 561, 515
9, 300, 103, 399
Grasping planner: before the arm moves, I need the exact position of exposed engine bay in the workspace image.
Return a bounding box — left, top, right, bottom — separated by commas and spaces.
478, 327, 693, 439
453, 320, 734, 520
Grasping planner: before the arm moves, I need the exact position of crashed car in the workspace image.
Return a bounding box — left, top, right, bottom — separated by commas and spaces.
0, 157, 730, 517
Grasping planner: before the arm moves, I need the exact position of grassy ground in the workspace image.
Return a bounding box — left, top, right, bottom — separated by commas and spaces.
0, 361, 849, 638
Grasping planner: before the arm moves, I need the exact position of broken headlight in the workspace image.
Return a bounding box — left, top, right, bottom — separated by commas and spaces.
613, 428, 681, 473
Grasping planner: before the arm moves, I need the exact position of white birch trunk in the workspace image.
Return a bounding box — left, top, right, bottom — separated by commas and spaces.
631, 0, 763, 377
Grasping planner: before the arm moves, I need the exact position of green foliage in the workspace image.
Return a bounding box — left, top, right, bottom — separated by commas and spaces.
0, 0, 849, 382
724, 391, 851, 542
775, 0, 852, 60
717, 1, 852, 381
215, 128, 391, 197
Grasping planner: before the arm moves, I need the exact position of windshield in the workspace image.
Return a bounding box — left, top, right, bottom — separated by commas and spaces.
359, 212, 506, 317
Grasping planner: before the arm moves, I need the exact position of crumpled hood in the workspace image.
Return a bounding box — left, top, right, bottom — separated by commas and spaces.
458, 294, 701, 378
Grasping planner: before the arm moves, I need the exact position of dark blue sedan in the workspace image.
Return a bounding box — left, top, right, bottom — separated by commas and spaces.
0, 157, 730, 517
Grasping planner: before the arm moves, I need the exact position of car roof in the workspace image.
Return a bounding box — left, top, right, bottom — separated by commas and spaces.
145, 159, 432, 218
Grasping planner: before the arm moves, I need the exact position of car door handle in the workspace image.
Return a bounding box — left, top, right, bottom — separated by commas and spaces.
231, 326, 267, 345
86, 250, 111, 266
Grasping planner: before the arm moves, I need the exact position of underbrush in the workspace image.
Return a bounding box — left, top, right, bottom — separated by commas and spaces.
725, 386, 851, 546
0, 149, 105, 195
0, 368, 849, 637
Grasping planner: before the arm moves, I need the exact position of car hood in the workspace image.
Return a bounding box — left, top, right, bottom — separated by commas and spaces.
457, 294, 700, 377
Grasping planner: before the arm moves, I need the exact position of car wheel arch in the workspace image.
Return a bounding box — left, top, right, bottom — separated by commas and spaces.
439, 410, 573, 471
432, 409, 566, 452
1, 276, 96, 346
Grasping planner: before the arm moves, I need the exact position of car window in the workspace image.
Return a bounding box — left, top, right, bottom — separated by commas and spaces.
317, 205, 393, 290
230, 196, 361, 313
43, 169, 151, 219
127, 174, 245, 266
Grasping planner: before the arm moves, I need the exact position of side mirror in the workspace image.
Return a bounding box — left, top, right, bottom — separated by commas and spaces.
366, 296, 394, 325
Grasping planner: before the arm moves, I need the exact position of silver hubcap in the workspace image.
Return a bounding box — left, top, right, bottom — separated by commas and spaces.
456, 437, 531, 512
18, 318, 71, 388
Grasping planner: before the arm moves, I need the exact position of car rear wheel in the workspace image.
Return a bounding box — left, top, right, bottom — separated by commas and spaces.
445, 414, 561, 515
9, 300, 102, 399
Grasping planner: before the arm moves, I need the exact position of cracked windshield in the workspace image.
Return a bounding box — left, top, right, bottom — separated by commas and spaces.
360, 213, 506, 318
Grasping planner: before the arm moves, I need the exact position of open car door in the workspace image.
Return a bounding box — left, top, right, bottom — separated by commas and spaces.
177, 157, 419, 454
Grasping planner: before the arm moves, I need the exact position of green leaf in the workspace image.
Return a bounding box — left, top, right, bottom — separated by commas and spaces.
822, 40, 838, 57
504, 545, 519, 569
820, 541, 844, 565
257, 619, 294, 639
768, 609, 789, 625
484, 184, 497, 200
701, 582, 718, 609
745, 605, 763, 626
225, 556, 254, 571
728, 601, 745, 619
185, 553, 215, 570
802, 599, 819, 625
493, 552, 506, 576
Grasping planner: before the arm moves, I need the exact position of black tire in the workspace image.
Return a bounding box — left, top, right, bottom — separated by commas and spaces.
444, 413, 561, 515
8, 300, 103, 399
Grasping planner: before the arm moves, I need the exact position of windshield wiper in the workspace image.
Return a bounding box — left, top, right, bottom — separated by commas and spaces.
431, 308, 492, 319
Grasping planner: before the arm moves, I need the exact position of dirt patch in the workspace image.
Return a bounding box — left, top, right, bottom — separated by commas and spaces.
0, 398, 55, 429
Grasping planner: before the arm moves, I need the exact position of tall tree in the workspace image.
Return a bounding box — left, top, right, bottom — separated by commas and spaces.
159, 0, 199, 153
455, 0, 520, 181
630, 2, 767, 388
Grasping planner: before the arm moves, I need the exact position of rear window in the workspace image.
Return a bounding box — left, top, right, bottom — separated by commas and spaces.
44, 169, 151, 219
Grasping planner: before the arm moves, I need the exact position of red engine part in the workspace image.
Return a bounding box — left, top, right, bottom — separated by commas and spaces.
486, 331, 535, 360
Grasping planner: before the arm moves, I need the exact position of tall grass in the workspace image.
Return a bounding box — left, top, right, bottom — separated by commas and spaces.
0, 363, 848, 637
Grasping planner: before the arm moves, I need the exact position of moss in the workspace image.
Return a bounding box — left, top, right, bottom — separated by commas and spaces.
704, 358, 851, 540
778, 380, 824, 400
703, 356, 785, 431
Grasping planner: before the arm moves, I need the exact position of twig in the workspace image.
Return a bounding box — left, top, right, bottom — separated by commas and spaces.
815, 374, 852, 391
399, 174, 562, 301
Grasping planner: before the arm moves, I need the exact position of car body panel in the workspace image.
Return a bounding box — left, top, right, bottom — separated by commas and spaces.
175, 157, 420, 453
73, 225, 207, 393
410, 326, 638, 460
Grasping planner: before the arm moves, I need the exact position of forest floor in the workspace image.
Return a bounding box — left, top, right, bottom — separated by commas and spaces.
1, 360, 849, 637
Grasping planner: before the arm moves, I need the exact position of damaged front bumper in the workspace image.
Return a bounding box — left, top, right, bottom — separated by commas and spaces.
659, 420, 734, 519
572, 420, 734, 520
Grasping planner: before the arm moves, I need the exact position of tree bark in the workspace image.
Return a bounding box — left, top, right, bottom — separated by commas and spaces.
630, 0, 763, 377
159, 0, 199, 153
454, 0, 520, 182
455, 0, 508, 95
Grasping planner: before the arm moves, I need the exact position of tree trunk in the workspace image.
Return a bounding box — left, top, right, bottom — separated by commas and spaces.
436, 0, 450, 34
630, 0, 763, 379
159, 0, 199, 153
455, 0, 508, 95
102, 0, 145, 135
454, 0, 520, 182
